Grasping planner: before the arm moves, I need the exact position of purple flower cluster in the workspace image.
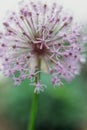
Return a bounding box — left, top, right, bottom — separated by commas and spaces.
0, 1, 86, 93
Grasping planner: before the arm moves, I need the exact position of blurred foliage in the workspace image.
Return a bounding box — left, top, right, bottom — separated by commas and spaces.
0, 64, 87, 130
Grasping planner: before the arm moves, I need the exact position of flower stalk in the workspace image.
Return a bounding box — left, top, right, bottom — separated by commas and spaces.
28, 59, 41, 130
28, 93, 39, 130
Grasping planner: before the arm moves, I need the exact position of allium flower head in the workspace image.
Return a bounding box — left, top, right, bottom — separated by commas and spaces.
0, 1, 86, 93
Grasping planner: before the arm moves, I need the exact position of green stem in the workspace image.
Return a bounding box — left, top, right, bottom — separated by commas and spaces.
28, 93, 39, 130
28, 58, 41, 130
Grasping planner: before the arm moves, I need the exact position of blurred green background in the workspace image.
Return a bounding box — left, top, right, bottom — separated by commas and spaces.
0, 62, 87, 130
